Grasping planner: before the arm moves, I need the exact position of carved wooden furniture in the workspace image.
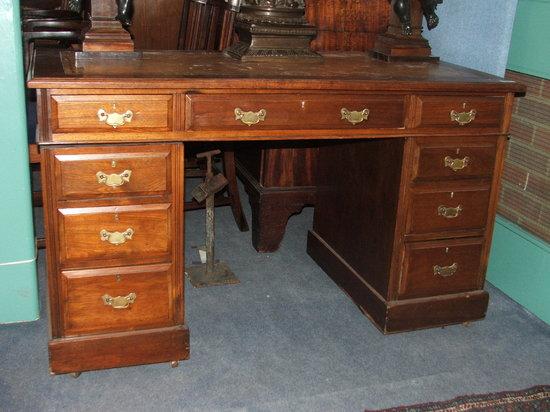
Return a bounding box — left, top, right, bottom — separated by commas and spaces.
29, 49, 523, 373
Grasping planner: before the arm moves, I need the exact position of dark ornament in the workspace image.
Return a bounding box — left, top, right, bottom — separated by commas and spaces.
421, 0, 443, 30
390, 0, 443, 36
224, 0, 320, 61
116, 0, 133, 28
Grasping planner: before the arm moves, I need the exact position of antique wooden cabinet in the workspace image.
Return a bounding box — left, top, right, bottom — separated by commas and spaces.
29, 50, 523, 373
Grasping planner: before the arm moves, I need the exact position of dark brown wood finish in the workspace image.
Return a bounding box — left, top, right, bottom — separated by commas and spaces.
29, 49, 523, 372
130, 0, 186, 50
306, 0, 390, 52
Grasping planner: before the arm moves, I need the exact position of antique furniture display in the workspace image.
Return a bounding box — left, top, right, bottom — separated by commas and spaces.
29, 47, 523, 372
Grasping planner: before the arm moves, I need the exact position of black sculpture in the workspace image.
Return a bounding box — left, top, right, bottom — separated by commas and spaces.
390, 0, 443, 35
421, 0, 444, 30
116, 0, 133, 27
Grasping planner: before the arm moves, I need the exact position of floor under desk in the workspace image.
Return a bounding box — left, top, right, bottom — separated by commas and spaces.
1, 181, 549, 411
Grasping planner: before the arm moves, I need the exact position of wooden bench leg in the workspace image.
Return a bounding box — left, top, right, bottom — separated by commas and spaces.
223, 150, 249, 232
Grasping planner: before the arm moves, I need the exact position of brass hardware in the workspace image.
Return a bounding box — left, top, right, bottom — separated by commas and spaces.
102, 292, 137, 309
111, 160, 117, 168
96, 170, 132, 187
234, 108, 267, 126
100, 228, 134, 245
341, 108, 370, 125
450, 109, 476, 126
97, 108, 133, 128
444, 156, 470, 171
433, 263, 458, 277
438, 205, 463, 219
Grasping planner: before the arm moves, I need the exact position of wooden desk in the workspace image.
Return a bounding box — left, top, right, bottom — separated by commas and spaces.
29, 50, 523, 374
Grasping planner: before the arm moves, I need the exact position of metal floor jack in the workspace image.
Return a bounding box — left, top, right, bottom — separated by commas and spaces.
186, 149, 240, 288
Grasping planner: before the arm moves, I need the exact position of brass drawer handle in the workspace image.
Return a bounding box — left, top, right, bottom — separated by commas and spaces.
438, 205, 463, 219
450, 109, 476, 126
96, 170, 132, 187
234, 108, 267, 126
433, 263, 458, 278
341, 108, 370, 125
102, 292, 137, 309
444, 156, 470, 171
100, 228, 134, 245
97, 109, 133, 128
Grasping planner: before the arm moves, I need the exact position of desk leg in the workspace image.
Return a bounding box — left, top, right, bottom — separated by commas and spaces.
247, 187, 316, 252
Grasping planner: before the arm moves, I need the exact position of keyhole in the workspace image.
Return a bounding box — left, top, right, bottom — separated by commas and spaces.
462, 102, 467, 109
450, 191, 454, 199
111, 160, 117, 168
456, 148, 460, 155
445, 247, 449, 254
114, 213, 120, 221
115, 274, 122, 282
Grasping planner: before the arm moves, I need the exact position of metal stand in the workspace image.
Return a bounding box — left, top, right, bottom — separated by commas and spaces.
186, 150, 240, 288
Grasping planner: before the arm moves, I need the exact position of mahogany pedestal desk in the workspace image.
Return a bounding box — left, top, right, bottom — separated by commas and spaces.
28, 50, 523, 374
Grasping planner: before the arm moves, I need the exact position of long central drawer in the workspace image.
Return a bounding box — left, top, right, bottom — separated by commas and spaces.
185, 93, 406, 131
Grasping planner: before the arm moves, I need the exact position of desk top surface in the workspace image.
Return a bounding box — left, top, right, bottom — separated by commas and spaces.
29, 50, 523, 94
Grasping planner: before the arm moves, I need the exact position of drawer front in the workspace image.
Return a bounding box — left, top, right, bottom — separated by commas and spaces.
185, 93, 405, 131
58, 204, 172, 266
53, 145, 173, 200
408, 188, 491, 235
399, 238, 484, 299
411, 137, 497, 182
60, 264, 173, 336
417, 96, 504, 131
51, 94, 173, 132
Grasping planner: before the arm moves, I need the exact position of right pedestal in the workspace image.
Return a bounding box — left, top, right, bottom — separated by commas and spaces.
308, 134, 507, 333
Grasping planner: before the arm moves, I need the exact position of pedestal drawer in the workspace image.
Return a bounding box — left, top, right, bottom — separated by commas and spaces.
50, 94, 173, 133
59, 264, 173, 336
58, 204, 172, 267
185, 93, 405, 131
416, 95, 504, 131
52, 145, 173, 200
407, 188, 491, 235
398, 238, 484, 300
411, 137, 497, 182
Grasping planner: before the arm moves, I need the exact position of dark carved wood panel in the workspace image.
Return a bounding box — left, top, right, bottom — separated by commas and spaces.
130, 0, 186, 50
306, 0, 391, 51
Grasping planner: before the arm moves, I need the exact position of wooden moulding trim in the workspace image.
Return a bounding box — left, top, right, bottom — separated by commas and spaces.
44, 128, 507, 145
27, 79, 527, 94
48, 326, 190, 374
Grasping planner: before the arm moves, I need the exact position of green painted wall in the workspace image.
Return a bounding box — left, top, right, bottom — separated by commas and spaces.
486, 0, 550, 325
487, 217, 550, 324
507, 0, 550, 79
0, 0, 39, 323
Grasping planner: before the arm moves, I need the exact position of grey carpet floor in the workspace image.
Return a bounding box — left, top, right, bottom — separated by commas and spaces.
1, 184, 549, 411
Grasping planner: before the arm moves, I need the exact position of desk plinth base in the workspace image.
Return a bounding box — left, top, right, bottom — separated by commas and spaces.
307, 230, 489, 334
48, 326, 189, 375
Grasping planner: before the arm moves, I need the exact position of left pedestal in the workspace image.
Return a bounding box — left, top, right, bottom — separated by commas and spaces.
41, 144, 188, 374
